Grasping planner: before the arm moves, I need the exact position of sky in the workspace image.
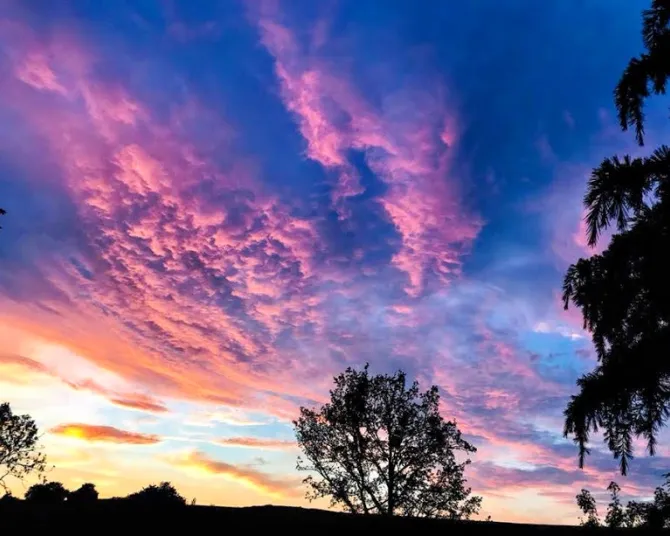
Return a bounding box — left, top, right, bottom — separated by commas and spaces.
1, 0, 669, 525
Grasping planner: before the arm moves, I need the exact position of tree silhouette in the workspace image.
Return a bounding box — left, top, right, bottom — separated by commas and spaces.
126, 481, 186, 506
69, 483, 98, 504
625, 500, 654, 528
0, 402, 47, 493
563, 0, 670, 474
0, 491, 20, 504
294, 365, 481, 518
615, 0, 670, 146
605, 481, 625, 528
575, 477, 670, 529
25, 481, 69, 503
575, 488, 599, 527
0, 208, 5, 229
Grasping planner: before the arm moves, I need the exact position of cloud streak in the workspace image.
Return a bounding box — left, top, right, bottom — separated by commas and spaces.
217, 437, 296, 450
0, 352, 168, 414
51, 423, 160, 445
171, 451, 302, 497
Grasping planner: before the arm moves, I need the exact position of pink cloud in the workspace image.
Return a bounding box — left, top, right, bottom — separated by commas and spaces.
14, 52, 68, 95
0, 20, 340, 411
256, 9, 481, 296
1, 12, 651, 521
217, 437, 296, 450
0, 353, 168, 413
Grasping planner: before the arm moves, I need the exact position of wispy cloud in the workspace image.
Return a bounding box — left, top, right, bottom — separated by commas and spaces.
170, 451, 302, 497
255, 4, 481, 296
50, 423, 161, 445
0, 353, 50, 376
66, 379, 169, 414
0, 352, 168, 414
217, 437, 296, 450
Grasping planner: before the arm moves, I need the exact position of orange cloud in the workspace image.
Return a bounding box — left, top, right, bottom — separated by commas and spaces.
172, 451, 302, 497
51, 423, 160, 445
109, 394, 168, 414
0, 353, 50, 376
217, 437, 295, 450
0, 352, 168, 414
66, 379, 168, 414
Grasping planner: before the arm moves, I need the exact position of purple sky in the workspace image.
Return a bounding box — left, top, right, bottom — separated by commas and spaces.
1, 0, 668, 524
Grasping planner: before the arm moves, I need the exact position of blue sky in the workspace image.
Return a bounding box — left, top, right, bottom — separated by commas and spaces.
1, 0, 667, 524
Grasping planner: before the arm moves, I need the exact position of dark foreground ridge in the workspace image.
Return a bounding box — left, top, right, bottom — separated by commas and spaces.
0, 502, 663, 534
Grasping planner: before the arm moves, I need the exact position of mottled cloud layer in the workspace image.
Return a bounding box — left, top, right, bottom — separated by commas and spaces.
1, 0, 667, 524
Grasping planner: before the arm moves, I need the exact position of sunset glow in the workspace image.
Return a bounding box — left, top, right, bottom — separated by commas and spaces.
1, 0, 668, 524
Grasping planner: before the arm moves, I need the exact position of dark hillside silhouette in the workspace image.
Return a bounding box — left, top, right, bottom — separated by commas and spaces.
563, 0, 670, 474
0, 501, 662, 534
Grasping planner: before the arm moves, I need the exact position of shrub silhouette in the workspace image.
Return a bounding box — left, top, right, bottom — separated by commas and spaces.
25, 481, 69, 504
0, 492, 20, 504
69, 483, 98, 504
126, 481, 186, 506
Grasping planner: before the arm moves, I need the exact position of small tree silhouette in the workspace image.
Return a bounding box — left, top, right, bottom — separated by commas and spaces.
69, 483, 98, 504
126, 482, 186, 506
294, 365, 481, 518
25, 481, 69, 504
576, 477, 670, 529
576, 488, 599, 527
0, 402, 47, 493
605, 481, 625, 528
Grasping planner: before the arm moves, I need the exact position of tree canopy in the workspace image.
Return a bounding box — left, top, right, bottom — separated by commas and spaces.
25, 481, 68, 503
575, 488, 599, 528
294, 365, 481, 519
69, 483, 99, 504
576, 477, 670, 529
563, 0, 670, 474
0, 402, 47, 493
126, 482, 186, 506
